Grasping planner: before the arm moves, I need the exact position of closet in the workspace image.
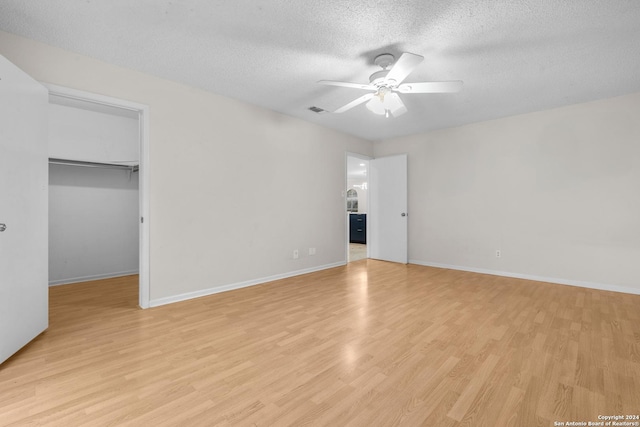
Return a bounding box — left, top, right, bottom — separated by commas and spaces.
48, 95, 140, 286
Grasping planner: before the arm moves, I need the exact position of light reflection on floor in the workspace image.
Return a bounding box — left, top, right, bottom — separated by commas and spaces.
349, 243, 367, 262
342, 266, 370, 368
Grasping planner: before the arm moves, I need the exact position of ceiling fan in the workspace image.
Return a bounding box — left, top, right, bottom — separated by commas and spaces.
318, 52, 463, 118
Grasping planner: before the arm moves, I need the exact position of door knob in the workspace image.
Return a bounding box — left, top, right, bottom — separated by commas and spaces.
401, 213, 407, 217
0, 223, 6, 232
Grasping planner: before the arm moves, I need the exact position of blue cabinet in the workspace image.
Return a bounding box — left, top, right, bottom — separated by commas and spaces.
349, 214, 367, 244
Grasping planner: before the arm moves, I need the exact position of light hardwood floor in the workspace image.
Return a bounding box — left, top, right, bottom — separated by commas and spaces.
1, 261, 639, 426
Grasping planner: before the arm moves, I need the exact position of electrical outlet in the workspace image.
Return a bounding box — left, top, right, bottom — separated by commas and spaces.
496, 250, 501, 258
293, 249, 299, 259
309, 247, 316, 256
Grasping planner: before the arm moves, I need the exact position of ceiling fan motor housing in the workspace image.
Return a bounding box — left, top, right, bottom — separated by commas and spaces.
369, 69, 390, 85
370, 53, 397, 86
374, 53, 395, 69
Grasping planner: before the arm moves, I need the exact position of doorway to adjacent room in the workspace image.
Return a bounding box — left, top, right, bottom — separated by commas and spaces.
346, 154, 370, 262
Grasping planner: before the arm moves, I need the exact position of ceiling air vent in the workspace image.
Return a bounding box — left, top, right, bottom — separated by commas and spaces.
308, 106, 327, 114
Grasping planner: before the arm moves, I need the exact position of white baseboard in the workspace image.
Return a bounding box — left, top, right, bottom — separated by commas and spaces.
49, 270, 139, 286
409, 260, 640, 296
149, 261, 347, 308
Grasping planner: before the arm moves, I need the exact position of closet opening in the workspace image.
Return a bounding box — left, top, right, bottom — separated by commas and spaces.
46, 85, 150, 308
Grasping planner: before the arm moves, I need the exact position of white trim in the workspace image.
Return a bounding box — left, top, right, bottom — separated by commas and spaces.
43, 83, 151, 308
409, 259, 640, 296
149, 262, 346, 308
137, 100, 151, 309
44, 84, 144, 112
49, 270, 139, 286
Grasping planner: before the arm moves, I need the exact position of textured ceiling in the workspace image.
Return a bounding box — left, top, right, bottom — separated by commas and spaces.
1, 1, 639, 141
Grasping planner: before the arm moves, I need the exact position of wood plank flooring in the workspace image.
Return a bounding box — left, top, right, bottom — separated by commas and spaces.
1, 261, 639, 426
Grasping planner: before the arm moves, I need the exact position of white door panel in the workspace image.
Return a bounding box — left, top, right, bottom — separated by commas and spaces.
369, 154, 408, 264
0, 55, 49, 364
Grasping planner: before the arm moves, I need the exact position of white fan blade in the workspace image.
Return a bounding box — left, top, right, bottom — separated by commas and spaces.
334, 93, 375, 113
396, 81, 463, 93
318, 80, 376, 90
384, 53, 424, 85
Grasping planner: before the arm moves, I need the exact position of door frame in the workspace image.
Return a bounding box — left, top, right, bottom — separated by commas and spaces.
345, 152, 372, 263
43, 84, 151, 309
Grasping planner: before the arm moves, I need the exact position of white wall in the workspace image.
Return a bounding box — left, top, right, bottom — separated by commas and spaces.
49, 165, 139, 284
48, 102, 139, 162
0, 31, 373, 304
374, 92, 640, 293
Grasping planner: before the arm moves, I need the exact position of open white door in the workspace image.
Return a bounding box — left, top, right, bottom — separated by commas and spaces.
369, 154, 408, 264
0, 55, 49, 364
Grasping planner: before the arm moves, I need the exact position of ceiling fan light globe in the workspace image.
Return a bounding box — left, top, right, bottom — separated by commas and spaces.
366, 94, 407, 117
383, 93, 406, 115
366, 97, 386, 115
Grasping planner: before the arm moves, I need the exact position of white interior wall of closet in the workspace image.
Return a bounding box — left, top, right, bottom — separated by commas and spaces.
48, 98, 140, 285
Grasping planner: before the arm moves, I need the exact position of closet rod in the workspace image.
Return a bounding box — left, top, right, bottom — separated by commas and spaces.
49, 158, 139, 172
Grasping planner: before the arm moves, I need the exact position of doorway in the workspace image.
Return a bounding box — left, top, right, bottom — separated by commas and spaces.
346, 152, 409, 265
44, 84, 150, 308
346, 154, 370, 262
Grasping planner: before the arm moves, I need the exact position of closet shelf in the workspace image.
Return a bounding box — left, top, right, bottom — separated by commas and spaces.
49, 158, 139, 172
